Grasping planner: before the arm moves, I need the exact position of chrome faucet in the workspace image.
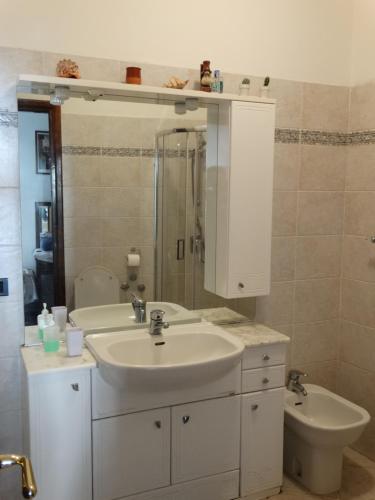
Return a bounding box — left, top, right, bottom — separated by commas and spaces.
287, 369, 308, 396
149, 309, 169, 335
131, 293, 147, 323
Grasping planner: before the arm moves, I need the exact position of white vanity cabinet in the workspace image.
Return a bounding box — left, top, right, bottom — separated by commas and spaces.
24, 368, 92, 500
205, 100, 276, 299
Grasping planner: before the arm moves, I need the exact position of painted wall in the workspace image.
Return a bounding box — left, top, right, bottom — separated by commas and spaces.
350, 0, 375, 84
0, 0, 354, 86
19, 111, 50, 269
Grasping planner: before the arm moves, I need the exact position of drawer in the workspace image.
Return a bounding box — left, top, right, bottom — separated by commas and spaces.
241, 365, 285, 393
242, 343, 287, 370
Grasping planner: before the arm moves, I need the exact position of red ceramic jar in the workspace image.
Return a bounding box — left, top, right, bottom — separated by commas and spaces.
126, 67, 142, 85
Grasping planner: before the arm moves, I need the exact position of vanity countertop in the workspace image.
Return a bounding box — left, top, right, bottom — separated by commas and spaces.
22, 308, 289, 375
21, 344, 96, 376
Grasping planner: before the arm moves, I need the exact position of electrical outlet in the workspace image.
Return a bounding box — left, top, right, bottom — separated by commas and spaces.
0, 278, 9, 296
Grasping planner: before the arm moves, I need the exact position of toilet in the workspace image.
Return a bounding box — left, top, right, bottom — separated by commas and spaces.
284, 384, 370, 495
74, 266, 120, 308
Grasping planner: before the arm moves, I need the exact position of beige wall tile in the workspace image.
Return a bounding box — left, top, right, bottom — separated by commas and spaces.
256, 281, 294, 326
337, 361, 375, 416
340, 321, 375, 373
64, 217, 102, 248
342, 236, 375, 282
99, 156, 141, 187
344, 192, 375, 236
293, 320, 339, 365
294, 278, 340, 323
271, 236, 296, 282
0, 127, 19, 187
300, 145, 346, 191
64, 247, 103, 278
43, 51, 121, 82
293, 360, 337, 392
272, 191, 297, 236
302, 83, 349, 131
349, 82, 375, 131
101, 217, 144, 247
273, 143, 300, 191
295, 236, 342, 279
346, 145, 375, 191
63, 187, 103, 218
0, 188, 20, 245
0, 302, 24, 358
62, 155, 101, 187
269, 79, 303, 129
61, 114, 103, 147
297, 191, 344, 235
101, 187, 141, 218
342, 279, 375, 328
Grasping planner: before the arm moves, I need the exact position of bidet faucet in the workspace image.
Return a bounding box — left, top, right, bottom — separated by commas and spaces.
131, 293, 147, 323
287, 369, 308, 396
149, 309, 169, 335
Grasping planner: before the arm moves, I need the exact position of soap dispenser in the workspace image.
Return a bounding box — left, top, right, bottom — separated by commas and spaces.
43, 318, 60, 353
37, 303, 49, 340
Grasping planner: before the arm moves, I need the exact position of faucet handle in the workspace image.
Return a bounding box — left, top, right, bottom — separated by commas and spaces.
150, 309, 165, 321
289, 369, 307, 381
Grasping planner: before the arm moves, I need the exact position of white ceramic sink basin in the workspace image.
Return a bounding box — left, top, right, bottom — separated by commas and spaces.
69, 301, 201, 335
86, 322, 244, 390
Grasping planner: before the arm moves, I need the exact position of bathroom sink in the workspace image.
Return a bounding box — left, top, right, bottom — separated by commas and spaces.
69, 301, 201, 335
85, 322, 244, 390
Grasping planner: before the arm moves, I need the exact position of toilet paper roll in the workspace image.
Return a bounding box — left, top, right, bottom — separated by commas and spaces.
127, 253, 140, 267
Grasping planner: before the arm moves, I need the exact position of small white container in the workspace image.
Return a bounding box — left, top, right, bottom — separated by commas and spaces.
65, 327, 84, 357
239, 83, 250, 96
260, 86, 270, 98
52, 305, 67, 333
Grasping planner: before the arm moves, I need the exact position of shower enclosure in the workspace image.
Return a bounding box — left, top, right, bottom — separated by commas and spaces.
154, 126, 217, 310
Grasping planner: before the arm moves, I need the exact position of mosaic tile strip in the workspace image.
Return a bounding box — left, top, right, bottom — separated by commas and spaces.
62, 146, 101, 156
350, 130, 375, 145
275, 128, 300, 144
101, 147, 141, 157
300, 129, 349, 146
0, 110, 18, 128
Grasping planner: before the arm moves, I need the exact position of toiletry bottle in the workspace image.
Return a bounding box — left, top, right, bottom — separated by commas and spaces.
212, 70, 220, 92
200, 60, 212, 92
43, 318, 60, 353
219, 72, 224, 93
37, 303, 49, 340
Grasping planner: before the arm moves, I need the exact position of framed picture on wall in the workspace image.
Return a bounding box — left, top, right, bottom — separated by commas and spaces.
35, 130, 52, 174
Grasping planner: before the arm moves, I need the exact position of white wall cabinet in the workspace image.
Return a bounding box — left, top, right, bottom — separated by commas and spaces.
171, 396, 241, 483
241, 388, 284, 497
93, 408, 170, 500
205, 100, 276, 299
25, 369, 92, 500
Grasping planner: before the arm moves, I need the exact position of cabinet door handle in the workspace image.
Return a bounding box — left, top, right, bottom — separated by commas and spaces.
182, 415, 190, 424
238, 282, 245, 289
263, 354, 270, 361
251, 404, 259, 411
154, 420, 161, 429
262, 377, 269, 384
71, 383, 79, 391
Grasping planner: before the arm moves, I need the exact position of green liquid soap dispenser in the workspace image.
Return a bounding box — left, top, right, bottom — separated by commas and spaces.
43, 319, 60, 352
37, 303, 49, 340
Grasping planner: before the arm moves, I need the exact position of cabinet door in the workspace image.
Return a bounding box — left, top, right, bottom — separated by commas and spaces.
28, 370, 91, 500
93, 408, 170, 499
172, 396, 240, 483
241, 388, 284, 496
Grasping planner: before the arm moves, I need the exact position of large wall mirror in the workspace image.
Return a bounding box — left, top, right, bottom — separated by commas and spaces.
18, 92, 256, 336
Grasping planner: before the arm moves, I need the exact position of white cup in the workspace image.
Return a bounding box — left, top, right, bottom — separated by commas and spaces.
65, 327, 83, 357
52, 306, 67, 333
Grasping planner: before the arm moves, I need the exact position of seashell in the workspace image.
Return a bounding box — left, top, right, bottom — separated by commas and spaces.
163, 76, 189, 89
56, 59, 81, 79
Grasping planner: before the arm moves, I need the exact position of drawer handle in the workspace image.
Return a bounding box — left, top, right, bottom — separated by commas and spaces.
263, 354, 270, 361
154, 420, 161, 429
262, 377, 269, 384
238, 282, 245, 289
71, 383, 79, 391
182, 415, 190, 424
251, 404, 259, 411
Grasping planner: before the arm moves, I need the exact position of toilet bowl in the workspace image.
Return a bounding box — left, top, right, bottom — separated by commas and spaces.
74, 266, 120, 308
284, 384, 370, 495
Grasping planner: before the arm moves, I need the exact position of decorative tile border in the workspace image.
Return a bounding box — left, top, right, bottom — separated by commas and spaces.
62, 146, 197, 158
274, 128, 300, 144
350, 130, 375, 145
0, 110, 18, 128
300, 130, 349, 146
